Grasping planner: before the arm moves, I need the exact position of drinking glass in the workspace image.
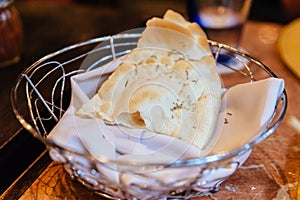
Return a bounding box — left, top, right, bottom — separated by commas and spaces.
187, 0, 252, 73
187, 0, 252, 49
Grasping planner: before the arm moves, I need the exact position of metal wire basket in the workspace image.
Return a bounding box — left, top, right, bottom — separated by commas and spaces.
11, 33, 287, 199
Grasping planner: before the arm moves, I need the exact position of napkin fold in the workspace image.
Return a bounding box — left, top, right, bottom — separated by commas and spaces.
48, 59, 284, 166
210, 77, 284, 154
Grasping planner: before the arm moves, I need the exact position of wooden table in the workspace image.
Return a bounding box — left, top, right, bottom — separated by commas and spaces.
1, 1, 299, 200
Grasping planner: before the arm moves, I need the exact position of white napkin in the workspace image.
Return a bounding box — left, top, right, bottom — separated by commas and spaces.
49, 58, 284, 162
47, 59, 284, 197
210, 77, 284, 154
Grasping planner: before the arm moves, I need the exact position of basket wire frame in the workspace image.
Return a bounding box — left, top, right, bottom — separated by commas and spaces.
11, 33, 287, 199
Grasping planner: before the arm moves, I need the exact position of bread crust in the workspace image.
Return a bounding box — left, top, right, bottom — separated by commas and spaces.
140, 9, 211, 58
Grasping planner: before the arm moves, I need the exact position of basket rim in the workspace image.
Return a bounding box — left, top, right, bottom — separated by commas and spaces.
10, 33, 288, 168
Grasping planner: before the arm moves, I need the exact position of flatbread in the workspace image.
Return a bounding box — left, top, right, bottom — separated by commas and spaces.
77, 10, 221, 151
137, 9, 211, 60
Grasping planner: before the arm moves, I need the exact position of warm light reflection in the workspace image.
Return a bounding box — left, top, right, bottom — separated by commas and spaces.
258, 25, 279, 45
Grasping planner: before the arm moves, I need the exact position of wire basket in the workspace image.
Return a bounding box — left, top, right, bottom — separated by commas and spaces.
11, 33, 287, 199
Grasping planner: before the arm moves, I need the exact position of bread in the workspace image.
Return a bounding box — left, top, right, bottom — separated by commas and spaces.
77, 10, 221, 151
137, 9, 211, 60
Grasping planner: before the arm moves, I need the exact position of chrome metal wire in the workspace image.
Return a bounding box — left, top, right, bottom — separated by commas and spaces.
11, 33, 287, 199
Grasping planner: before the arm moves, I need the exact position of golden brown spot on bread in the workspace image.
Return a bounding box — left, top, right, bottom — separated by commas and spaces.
145, 57, 156, 64
130, 111, 146, 127
163, 9, 187, 25
161, 56, 171, 64
129, 89, 161, 110
135, 90, 160, 101
99, 102, 112, 118
146, 18, 194, 39
173, 59, 193, 72
98, 63, 133, 96
187, 23, 207, 37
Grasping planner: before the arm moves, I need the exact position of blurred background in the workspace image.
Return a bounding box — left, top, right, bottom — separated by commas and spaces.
0, 0, 299, 197
19, 0, 300, 24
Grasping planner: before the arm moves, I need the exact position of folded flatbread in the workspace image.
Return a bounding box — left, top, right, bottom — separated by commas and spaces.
77, 10, 222, 151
